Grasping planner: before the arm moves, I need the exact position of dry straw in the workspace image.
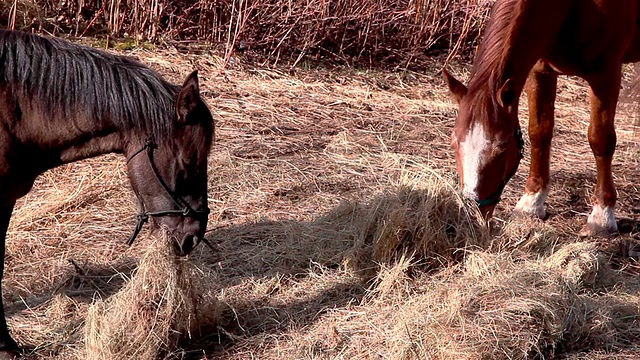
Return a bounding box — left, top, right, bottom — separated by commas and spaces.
294, 241, 640, 360
347, 177, 490, 278
83, 231, 220, 360
1, 37, 639, 359
493, 215, 562, 255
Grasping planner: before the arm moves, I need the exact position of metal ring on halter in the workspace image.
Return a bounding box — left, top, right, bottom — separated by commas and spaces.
125, 140, 210, 246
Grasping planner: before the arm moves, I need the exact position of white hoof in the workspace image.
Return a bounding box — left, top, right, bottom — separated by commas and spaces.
514, 190, 548, 219
579, 205, 617, 237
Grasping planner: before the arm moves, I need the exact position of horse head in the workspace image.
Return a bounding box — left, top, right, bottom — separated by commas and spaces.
125, 71, 214, 256
443, 69, 524, 218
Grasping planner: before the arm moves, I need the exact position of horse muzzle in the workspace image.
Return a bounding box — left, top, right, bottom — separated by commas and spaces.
477, 203, 496, 220
172, 233, 201, 256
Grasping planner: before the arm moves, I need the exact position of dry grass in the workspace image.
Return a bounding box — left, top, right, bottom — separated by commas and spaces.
285, 241, 638, 360
347, 179, 489, 279
2, 42, 640, 360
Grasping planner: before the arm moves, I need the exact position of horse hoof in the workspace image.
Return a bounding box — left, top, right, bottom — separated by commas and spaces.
579, 223, 617, 238
581, 205, 618, 238
514, 192, 548, 220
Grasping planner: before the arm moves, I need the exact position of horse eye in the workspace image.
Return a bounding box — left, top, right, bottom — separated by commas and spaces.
492, 141, 509, 155
181, 152, 197, 169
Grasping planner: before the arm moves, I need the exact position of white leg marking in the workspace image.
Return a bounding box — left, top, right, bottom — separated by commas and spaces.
514, 189, 548, 219
586, 204, 617, 232
460, 122, 490, 200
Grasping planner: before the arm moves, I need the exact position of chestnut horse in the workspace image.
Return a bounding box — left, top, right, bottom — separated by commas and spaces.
0, 31, 214, 356
443, 0, 640, 236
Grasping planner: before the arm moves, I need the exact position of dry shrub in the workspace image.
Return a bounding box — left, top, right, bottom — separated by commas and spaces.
225, 0, 493, 65
6, 0, 494, 65
0, 0, 40, 30
296, 241, 640, 359
347, 179, 489, 278
83, 231, 220, 360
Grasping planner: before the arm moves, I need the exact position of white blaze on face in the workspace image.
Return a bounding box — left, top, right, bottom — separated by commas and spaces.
460, 122, 490, 200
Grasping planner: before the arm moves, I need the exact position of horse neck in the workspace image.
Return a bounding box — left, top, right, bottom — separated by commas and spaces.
14, 108, 127, 168
467, 0, 571, 101
57, 130, 125, 164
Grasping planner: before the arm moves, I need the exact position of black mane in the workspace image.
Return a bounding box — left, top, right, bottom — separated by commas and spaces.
0, 30, 180, 140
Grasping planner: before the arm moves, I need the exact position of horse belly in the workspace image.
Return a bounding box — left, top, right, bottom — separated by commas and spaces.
622, 33, 640, 63
621, 0, 640, 62
545, 0, 637, 74
0, 140, 38, 203
0, 172, 36, 204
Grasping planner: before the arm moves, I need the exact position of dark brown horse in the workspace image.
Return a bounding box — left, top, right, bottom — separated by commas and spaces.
0, 31, 214, 356
443, 0, 640, 236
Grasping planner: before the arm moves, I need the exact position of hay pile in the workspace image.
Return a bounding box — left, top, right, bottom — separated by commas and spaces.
83, 232, 220, 360
292, 241, 640, 359
3, 44, 640, 359
347, 180, 490, 278
493, 215, 562, 255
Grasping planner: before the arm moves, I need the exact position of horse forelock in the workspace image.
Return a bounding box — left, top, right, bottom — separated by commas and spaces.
0, 30, 180, 142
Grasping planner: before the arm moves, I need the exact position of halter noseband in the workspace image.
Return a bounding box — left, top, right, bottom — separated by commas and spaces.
474, 124, 525, 207
125, 140, 210, 246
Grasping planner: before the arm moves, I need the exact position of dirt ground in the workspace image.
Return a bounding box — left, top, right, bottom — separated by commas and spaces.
5, 45, 640, 359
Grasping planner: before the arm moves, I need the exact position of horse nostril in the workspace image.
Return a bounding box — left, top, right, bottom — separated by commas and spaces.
176, 234, 200, 256
182, 235, 194, 255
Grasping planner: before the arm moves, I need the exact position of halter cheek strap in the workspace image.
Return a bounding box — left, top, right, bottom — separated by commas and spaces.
125, 140, 210, 246
474, 125, 525, 207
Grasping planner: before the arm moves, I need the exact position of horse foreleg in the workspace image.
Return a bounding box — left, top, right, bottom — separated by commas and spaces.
580, 69, 620, 237
0, 203, 19, 357
514, 67, 557, 219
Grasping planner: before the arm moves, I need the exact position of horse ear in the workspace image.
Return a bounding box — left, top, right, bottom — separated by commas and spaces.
497, 79, 517, 109
443, 68, 467, 104
177, 70, 201, 122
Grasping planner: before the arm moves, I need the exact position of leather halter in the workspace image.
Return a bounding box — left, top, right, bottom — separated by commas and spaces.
125, 140, 210, 246
475, 124, 525, 207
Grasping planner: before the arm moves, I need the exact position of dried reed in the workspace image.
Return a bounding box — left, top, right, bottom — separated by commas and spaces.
1, 0, 494, 66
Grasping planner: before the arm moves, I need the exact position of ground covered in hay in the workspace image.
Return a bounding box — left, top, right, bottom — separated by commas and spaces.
5, 45, 640, 359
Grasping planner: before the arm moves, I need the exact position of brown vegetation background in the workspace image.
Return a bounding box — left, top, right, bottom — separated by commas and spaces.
1, 0, 493, 67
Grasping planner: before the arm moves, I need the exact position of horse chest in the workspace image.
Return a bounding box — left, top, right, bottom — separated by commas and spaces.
0, 170, 37, 204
